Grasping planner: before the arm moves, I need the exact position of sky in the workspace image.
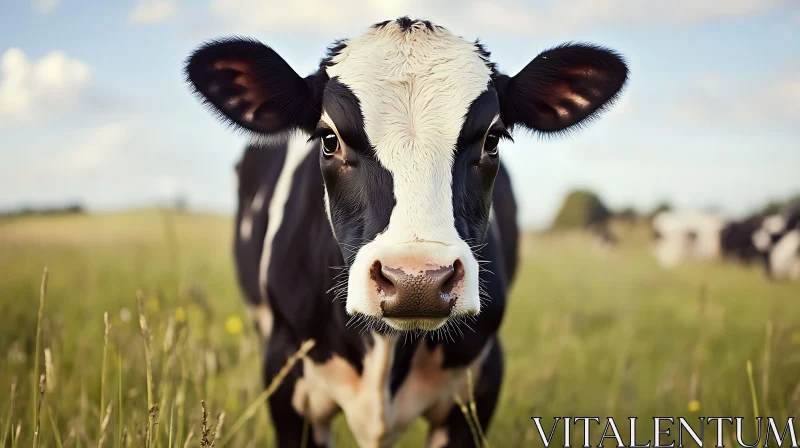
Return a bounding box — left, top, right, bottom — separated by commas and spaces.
1, 0, 799, 229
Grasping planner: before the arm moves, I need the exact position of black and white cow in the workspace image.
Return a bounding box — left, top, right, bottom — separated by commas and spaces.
752, 210, 800, 280
720, 213, 764, 264
185, 17, 628, 447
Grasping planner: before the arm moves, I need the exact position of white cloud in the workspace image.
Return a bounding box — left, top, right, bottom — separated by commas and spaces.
33, 0, 61, 14
154, 175, 179, 197
129, 0, 178, 24
0, 48, 90, 123
666, 73, 800, 126
208, 0, 790, 35
18, 123, 130, 182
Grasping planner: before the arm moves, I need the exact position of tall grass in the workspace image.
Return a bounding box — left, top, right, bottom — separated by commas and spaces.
0, 211, 799, 447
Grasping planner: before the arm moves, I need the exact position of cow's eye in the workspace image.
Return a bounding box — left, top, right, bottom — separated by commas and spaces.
484, 133, 500, 156
322, 133, 340, 156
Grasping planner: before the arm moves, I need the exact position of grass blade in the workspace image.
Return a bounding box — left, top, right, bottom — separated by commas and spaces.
33, 375, 46, 448
117, 352, 123, 448
46, 406, 64, 448
2, 379, 17, 448
32, 268, 48, 443
746, 360, 759, 435
100, 312, 110, 445
136, 290, 155, 448
219, 339, 315, 447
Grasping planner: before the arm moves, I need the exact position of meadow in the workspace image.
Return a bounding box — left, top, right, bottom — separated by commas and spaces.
0, 210, 798, 447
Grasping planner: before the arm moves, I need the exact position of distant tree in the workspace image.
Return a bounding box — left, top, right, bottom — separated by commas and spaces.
550, 189, 611, 230
0, 203, 85, 217
173, 195, 189, 213
759, 194, 800, 216
760, 201, 783, 216
615, 206, 638, 223
648, 201, 673, 219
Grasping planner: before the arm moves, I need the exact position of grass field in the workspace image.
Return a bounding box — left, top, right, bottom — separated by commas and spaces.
1, 210, 798, 447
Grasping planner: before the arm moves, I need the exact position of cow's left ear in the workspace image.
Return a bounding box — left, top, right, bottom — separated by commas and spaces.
184, 38, 327, 137
494, 43, 628, 134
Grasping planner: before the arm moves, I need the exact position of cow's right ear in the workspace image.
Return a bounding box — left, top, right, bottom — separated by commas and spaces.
185, 38, 327, 136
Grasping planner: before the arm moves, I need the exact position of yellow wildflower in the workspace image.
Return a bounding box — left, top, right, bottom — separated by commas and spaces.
688, 400, 700, 412
225, 315, 243, 335
146, 297, 160, 313
175, 306, 186, 323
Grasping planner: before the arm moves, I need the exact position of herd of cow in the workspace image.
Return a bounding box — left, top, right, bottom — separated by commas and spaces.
181, 14, 794, 448
650, 208, 800, 280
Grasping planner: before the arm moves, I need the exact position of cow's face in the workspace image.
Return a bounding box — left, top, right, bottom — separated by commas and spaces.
185, 17, 628, 332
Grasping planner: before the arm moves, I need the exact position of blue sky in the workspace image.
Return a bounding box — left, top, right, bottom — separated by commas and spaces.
1, 0, 799, 228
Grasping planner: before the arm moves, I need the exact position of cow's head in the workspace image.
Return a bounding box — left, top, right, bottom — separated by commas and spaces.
185, 17, 628, 332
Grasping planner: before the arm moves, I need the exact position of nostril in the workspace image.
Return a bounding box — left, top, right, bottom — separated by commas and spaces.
370, 261, 396, 296
441, 259, 464, 295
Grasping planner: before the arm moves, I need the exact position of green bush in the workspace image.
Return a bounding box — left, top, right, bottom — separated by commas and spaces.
550, 189, 611, 230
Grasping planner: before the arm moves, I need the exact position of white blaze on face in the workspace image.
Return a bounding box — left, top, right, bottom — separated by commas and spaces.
324, 22, 492, 328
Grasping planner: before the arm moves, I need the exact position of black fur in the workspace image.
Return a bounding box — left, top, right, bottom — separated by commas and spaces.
494, 42, 629, 136
233, 142, 287, 312
184, 38, 326, 136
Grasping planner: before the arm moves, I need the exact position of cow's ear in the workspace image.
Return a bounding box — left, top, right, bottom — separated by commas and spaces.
185, 38, 326, 136
494, 43, 628, 135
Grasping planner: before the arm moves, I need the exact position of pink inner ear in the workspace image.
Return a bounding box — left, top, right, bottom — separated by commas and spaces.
563, 66, 601, 78
544, 82, 580, 118
213, 60, 269, 123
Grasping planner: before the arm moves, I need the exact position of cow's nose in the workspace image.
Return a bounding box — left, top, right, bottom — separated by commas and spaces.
370, 260, 463, 318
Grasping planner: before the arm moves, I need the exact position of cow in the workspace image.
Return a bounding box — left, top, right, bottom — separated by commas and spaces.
184, 17, 629, 447
719, 213, 764, 264
752, 210, 800, 280
650, 211, 727, 268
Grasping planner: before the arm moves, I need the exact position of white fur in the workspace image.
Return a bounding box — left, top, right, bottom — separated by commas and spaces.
752, 228, 772, 251
324, 21, 491, 329
238, 185, 267, 243
257, 130, 315, 322
291, 332, 491, 447
769, 229, 800, 280
763, 214, 787, 235
651, 211, 727, 268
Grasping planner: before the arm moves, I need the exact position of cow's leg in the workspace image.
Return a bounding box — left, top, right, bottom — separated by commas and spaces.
426, 340, 503, 448
263, 337, 329, 448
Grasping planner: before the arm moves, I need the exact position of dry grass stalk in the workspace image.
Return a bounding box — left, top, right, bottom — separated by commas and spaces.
33, 374, 46, 448
117, 353, 124, 448
97, 404, 113, 448
136, 290, 156, 447
199, 401, 213, 448
32, 268, 48, 437
746, 360, 759, 435
454, 393, 481, 448
2, 379, 17, 448
145, 405, 159, 448
212, 413, 225, 447
13, 422, 21, 447
157, 317, 177, 444
46, 406, 64, 448
100, 312, 111, 440
761, 320, 773, 414
181, 431, 193, 448
466, 369, 489, 447
219, 339, 316, 447
44, 349, 55, 392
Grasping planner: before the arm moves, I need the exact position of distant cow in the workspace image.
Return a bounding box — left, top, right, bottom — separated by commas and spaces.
185, 17, 628, 447
719, 214, 764, 264
650, 211, 727, 268
752, 210, 800, 280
